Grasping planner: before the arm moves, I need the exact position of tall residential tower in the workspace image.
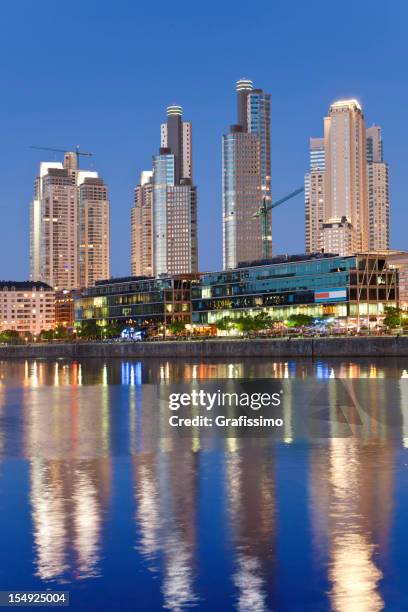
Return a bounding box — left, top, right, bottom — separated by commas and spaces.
30, 153, 110, 290
152, 105, 198, 276
223, 78, 271, 269
305, 100, 390, 257
131, 170, 154, 276
366, 125, 390, 250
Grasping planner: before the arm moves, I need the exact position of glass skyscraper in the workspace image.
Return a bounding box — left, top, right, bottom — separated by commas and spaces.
222, 79, 271, 269
152, 106, 198, 276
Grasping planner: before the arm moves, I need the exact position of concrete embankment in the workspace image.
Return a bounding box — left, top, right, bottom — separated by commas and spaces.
1, 336, 408, 359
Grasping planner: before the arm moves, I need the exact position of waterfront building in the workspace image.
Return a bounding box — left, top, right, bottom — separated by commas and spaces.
0, 281, 54, 335
192, 252, 406, 330
153, 106, 198, 276
131, 171, 153, 276
366, 125, 390, 250
30, 153, 110, 291
75, 252, 408, 334
78, 172, 110, 287
74, 274, 200, 332
54, 289, 77, 328
223, 79, 271, 269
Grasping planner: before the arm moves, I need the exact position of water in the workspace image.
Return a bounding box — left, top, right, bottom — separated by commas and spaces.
1, 357, 408, 611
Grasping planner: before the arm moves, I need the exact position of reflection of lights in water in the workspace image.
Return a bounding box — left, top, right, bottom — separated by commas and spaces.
283, 362, 289, 379
30, 459, 68, 580
369, 365, 378, 379
327, 440, 384, 612
78, 363, 82, 386
135, 464, 160, 561
102, 364, 108, 386
162, 533, 198, 611
54, 362, 59, 387
401, 370, 408, 378
73, 470, 101, 578
192, 364, 198, 379
233, 554, 267, 612
329, 368, 335, 379
399, 379, 408, 448
330, 532, 383, 612
316, 362, 330, 379
224, 447, 270, 612
134, 452, 198, 611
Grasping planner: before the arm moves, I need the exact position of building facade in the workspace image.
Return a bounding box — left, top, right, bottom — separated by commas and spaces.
75, 274, 200, 332
0, 281, 54, 335
192, 252, 404, 329
78, 173, 110, 287
306, 101, 389, 258
305, 138, 325, 253
54, 289, 77, 328
323, 99, 368, 255
75, 252, 407, 334
366, 126, 390, 250
30, 153, 110, 291
223, 79, 271, 269
152, 106, 198, 276
131, 171, 153, 276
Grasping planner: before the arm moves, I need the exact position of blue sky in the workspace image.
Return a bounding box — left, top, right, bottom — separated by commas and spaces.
0, 0, 406, 279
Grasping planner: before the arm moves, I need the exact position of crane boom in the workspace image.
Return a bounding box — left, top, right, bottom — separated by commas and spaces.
252, 186, 304, 258
30, 144, 93, 159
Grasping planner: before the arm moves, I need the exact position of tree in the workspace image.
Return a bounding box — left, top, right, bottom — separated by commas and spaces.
235, 315, 256, 335
78, 320, 99, 339
215, 316, 234, 333
383, 306, 405, 329
286, 314, 315, 328
104, 320, 124, 338
167, 320, 186, 336
0, 329, 21, 344
252, 312, 273, 331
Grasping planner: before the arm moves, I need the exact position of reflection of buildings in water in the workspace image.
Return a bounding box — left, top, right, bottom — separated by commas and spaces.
30, 458, 110, 580
0, 384, 5, 459
132, 440, 199, 611
309, 439, 395, 612
0, 356, 406, 388
24, 385, 111, 581
399, 378, 408, 448
224, 440, 276, 612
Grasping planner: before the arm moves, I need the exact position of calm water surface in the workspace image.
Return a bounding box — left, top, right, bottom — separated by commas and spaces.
1, 357, 408, 611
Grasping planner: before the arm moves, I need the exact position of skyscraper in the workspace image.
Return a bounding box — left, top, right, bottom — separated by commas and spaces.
78, 172, 110, 287
131, 170, 153, 276
222, 79, 271, 269
305, 138, 325, 253
30, 153, 110, 290
34, 156, 78, 290
152, 105, 198, 276
323, 99, 368, 256
305, 101, 390, 257
366, 126, 390, 250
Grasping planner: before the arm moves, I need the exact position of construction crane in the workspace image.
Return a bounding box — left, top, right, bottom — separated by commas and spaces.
253, 186, 304, 258
30, 144, 93, 166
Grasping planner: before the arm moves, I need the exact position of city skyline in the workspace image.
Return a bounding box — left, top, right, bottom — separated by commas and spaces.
0, 1, 406, 280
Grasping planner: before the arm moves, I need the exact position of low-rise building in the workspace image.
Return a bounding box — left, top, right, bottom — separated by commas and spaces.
192, 252, 406, 330
0, 281, 54, 335
54, 290, 77, 328
74, 252, 408, 335
74, 274, 199, 332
